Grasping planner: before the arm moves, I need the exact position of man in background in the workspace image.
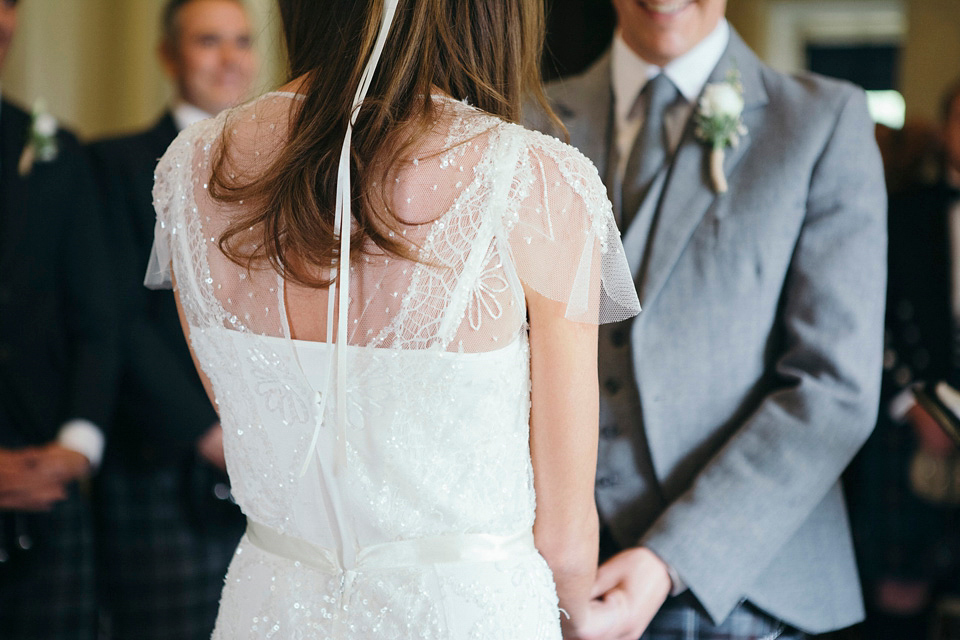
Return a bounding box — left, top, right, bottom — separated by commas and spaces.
532, 0, 886, 638
0, 0, 119, 637
851, 79, 960, 640
88, 1, 256, 637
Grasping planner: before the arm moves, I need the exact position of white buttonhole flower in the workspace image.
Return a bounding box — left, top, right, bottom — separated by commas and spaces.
18, 99, 59, 176
694, 68, 748, 194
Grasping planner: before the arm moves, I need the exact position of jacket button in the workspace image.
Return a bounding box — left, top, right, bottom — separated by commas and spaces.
610, 329, 628, 347
600, 425, 620, 439
213, 483, 231, 501
604, 378, 621, 395
596, 474, 619, 488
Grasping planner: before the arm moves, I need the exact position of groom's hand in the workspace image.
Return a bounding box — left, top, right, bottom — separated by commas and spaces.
574, 547, 671, 640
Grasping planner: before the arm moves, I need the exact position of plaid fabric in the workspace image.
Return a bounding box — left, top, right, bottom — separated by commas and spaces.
641, 593, 810, 640
0, 487, 97, 640
94, 459, 243, 640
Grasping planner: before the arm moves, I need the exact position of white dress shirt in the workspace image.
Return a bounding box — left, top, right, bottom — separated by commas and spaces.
173, 101, 214, 131
611, 19, 730, 182
58, 420, 106, 468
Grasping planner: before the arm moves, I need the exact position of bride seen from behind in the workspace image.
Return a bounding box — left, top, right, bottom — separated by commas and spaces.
147, 0, 641, 637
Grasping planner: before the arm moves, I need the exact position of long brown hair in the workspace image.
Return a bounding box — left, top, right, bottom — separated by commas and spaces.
209, 0, 561, 287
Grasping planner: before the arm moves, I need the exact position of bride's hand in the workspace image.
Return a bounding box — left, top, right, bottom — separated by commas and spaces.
567, 547, 671, 640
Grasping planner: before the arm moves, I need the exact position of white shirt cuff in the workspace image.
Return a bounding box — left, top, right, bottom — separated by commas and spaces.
644, 546, 688, 596
889, 386, 918, 422
57, 419, 105, 469
665, 562, 687, 596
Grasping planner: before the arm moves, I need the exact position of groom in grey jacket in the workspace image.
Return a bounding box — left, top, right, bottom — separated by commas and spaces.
532, 1, 886, 638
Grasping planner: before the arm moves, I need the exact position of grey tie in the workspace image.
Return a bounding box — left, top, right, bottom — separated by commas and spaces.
621, 74, 679, 231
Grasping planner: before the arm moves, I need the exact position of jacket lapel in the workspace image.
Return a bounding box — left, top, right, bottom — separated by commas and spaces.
637, 31, 769, 311
0, 101, 32, 272
549, 52, 614, 181
149, 112, 179, 156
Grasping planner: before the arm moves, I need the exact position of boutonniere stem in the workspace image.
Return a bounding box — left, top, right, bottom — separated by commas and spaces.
694, 69, 747, 194
709, 146, 728, 194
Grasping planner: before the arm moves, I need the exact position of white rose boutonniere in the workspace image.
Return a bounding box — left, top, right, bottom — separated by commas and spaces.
694, 69, 747, 194
18, 99, 59, 177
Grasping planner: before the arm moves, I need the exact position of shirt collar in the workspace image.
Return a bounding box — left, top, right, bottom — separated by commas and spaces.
612, 18, 730, 122
172, 101, 213, 132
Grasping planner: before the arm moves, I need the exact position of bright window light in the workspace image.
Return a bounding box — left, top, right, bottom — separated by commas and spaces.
866, 90, 906, 129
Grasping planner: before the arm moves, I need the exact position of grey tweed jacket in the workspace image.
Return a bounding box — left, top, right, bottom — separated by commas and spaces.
533, 30, 886, 633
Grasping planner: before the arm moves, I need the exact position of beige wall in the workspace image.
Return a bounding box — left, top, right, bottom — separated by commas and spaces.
728, 0, 960, 125
2, 0, 285, 140
3, 0, 958, 138
900, 0, 960, 123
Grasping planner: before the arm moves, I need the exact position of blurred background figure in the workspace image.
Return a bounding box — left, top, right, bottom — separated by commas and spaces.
87, 1, 256, 638
850, 79, 960, 640
875, 120, 941, 197
0, 0, 119, 638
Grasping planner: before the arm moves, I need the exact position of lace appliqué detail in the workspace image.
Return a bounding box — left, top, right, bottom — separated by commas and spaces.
467, 244, 510, 331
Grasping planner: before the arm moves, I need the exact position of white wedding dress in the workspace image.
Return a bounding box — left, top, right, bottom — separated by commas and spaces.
147, 92, 638, 639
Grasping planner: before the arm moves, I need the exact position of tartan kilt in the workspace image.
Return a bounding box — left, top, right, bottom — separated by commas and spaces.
641, 593, 809, 640
0, 485, 97, 640
94, 456, 244, 640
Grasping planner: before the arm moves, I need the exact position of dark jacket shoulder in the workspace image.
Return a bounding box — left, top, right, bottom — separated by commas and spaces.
2, 98, 88, 169
88, 113, 177, 170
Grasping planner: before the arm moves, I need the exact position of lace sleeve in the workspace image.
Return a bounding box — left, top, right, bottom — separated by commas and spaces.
505, 129, 640, 324
143, 132, 191, 289
144, 125, 203, 290
144, 216, 173, 291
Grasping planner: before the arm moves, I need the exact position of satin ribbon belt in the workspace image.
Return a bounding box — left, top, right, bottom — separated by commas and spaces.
246, 521, 536, 572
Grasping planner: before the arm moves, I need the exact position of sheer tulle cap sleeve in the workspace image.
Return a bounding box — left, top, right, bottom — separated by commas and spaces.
144, 221, 173, 289
144, 126, 195, 290
507, 130, 640, 324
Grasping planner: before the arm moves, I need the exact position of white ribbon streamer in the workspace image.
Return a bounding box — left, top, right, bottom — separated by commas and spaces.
299, 0, 401, 477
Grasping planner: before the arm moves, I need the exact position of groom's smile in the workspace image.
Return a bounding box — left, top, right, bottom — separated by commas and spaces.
635, 0, 696, 17
613, 0, 727, 67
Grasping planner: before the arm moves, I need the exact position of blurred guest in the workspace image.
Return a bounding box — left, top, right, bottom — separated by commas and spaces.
87, 1, 255, 637
875, 120, 941, 197
0, 0, 119, 638
851, 78, 960, 640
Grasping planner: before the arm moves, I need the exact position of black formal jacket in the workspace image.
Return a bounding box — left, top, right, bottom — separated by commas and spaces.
884, 181, 958, 392
850, 180, 960, 585
88, 113, 219, 467
0, 99, 118, 448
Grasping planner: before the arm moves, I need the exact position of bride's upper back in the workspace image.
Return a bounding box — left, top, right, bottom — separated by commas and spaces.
154, 90, 626, 354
